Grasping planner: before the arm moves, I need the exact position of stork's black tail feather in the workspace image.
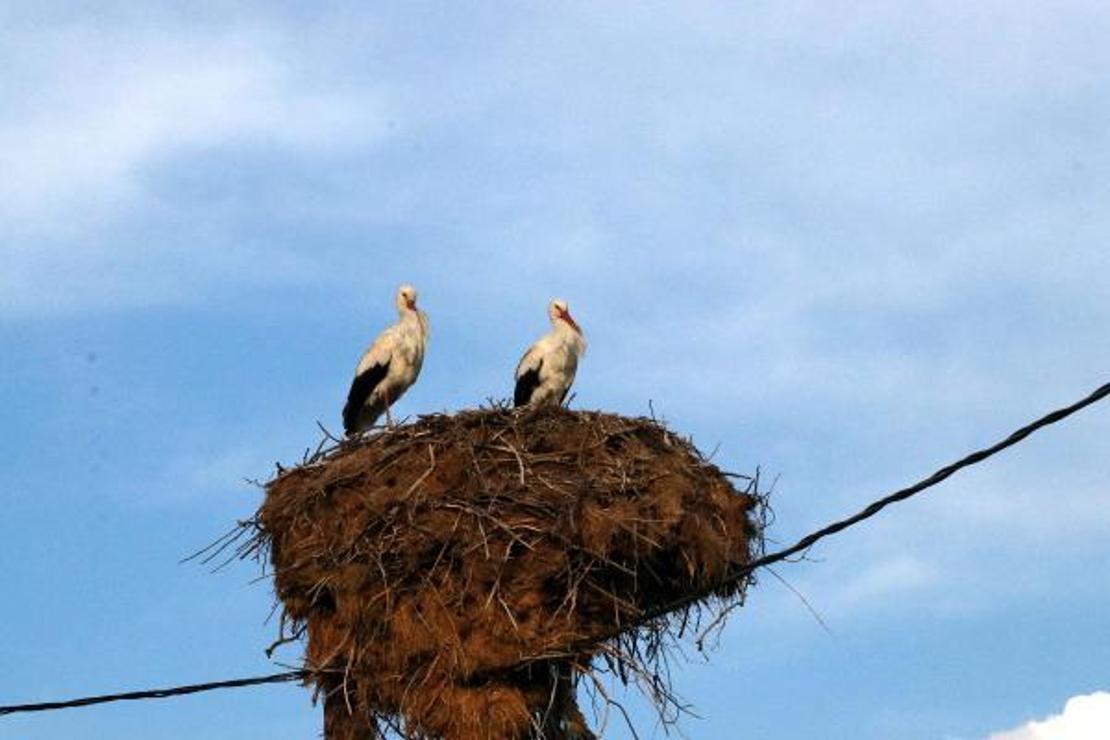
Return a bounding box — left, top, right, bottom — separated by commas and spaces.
343, 360, 390, 434
513, 363, 542, 407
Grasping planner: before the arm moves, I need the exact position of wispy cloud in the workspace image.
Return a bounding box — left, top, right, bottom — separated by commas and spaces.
156, 445, 275, 506
0, 19, 387, 316
825, 555, 940, 613
2, 26, 386, 228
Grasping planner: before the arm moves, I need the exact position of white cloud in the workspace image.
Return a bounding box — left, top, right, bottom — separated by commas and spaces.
0, 21, 388, 317
989, 692, 1110, 740
1, 27, 385, 230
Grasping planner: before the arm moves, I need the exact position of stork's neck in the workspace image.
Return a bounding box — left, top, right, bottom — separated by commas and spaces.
400, 307, 428, 336
551, 319, 584, 349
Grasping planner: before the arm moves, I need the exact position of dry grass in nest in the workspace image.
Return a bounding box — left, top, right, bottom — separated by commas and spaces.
235, 405, 765, 739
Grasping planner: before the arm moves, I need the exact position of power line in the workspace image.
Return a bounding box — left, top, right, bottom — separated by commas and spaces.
2, 380, 1108, 718
0, 672, 306, 717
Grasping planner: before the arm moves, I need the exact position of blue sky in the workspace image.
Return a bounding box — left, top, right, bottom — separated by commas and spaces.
2, 2, 1109, 738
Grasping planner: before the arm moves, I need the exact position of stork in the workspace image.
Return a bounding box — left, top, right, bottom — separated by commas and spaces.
342, 284, 429, 434
514, 299, 586, 408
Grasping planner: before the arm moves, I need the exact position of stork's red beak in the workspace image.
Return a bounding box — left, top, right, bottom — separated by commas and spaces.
559, 308, 581, 335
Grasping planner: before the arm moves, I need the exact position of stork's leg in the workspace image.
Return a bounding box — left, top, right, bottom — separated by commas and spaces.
382, 388, 394, 428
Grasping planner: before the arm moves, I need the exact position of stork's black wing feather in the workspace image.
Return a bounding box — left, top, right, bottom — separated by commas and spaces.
343, 359, 390, 434
513, 359, 543, 408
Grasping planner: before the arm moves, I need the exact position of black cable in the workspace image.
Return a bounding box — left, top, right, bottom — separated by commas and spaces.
0, 671, 306, 717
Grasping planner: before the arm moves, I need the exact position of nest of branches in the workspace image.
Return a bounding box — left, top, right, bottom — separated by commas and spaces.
245, 406, 764, 739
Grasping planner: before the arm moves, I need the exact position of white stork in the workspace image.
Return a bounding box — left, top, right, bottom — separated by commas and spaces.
514, 299, 586, 408
342, 284, 429, 434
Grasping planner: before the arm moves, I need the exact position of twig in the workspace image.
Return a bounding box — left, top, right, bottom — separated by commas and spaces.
315, 420, 343, 446
401, 444, 437, 498
765, 566, 832, 636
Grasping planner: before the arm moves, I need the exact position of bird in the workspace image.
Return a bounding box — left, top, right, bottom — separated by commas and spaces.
514, 298, 586, 408
342, 284, 429, 435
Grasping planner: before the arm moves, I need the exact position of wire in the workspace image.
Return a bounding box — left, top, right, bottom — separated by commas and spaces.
2, 380, 1108, 717
0, 671, 306, 717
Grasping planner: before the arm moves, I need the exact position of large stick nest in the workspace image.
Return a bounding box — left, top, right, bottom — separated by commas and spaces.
248, 406, 764, 739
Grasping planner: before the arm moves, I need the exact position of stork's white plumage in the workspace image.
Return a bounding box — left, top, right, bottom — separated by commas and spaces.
514, 299, 586, 408
342, 284, 429, 434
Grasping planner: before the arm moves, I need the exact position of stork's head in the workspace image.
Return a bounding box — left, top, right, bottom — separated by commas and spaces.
548, 298, 581, 335
396, 284, 419, 312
